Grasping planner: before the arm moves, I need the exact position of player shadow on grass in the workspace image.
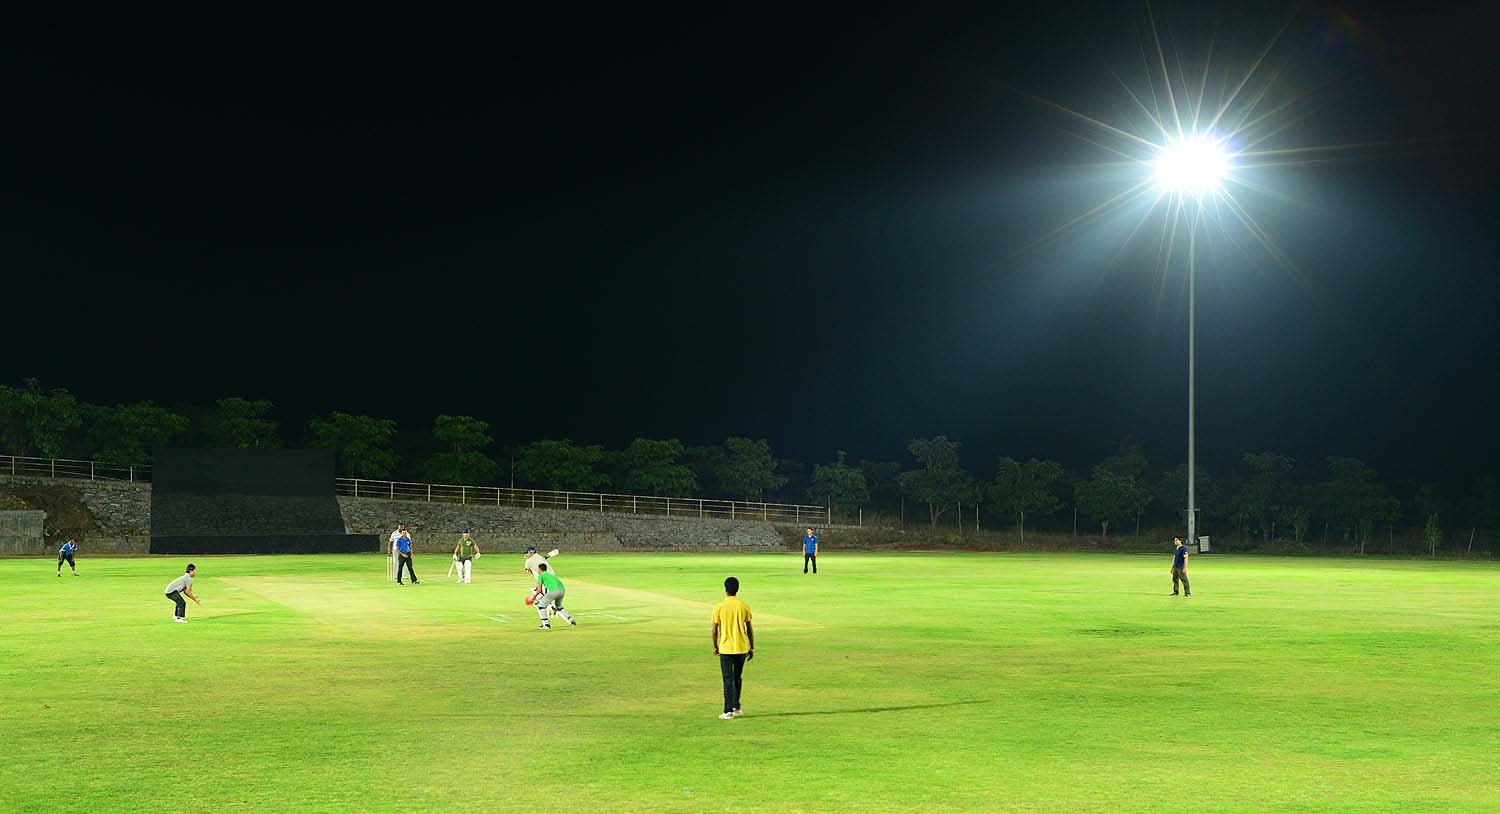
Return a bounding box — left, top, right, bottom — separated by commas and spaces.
482, 700, 992, 721
749, 699, 991, 719
192, 610, 268, 620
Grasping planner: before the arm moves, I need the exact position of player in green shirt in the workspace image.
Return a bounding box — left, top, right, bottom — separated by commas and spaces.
532, 563, 577, 630
452, 528, 482, 584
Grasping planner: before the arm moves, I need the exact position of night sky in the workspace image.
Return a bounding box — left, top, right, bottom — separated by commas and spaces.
4, 3, 1497, 483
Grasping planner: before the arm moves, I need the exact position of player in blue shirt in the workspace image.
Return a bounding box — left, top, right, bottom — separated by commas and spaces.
57, 538, 79, 576
802, 528, 819, 574
1171, 536, 1191, 597
394, 531, 420, 585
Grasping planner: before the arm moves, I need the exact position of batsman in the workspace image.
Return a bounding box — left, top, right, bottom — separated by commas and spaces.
523, 544, 559, 579
451, 528, 481, 583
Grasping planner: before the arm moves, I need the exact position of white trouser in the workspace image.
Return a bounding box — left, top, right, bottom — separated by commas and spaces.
461, 559, 472, 582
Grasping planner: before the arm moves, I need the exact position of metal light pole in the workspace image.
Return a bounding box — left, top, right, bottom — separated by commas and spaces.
1151, 131, 1227, 547
1186, 209, 1198, 548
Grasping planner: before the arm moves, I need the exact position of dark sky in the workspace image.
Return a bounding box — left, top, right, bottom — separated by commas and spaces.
4, 2, 1497, 484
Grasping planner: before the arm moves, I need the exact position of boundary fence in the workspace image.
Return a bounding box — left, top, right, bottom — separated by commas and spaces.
337, 478, 828, 526
1, 454, 147, 482
0, 453, 829, 525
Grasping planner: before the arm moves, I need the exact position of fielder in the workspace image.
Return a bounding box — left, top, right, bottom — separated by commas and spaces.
57, 538, 79, 576
452, 528, 481, 583
163, 563, 201, 623
1171, 536, 1192, 597
531, 563, 576, 630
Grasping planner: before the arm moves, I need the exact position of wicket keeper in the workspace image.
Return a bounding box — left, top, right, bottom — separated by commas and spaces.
532, 563, 576, 630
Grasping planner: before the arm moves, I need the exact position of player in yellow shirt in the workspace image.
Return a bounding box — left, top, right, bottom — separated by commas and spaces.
710, 576, 754, 719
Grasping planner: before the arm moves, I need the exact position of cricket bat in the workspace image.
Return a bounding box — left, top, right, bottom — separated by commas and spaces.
547, 549, 560, 558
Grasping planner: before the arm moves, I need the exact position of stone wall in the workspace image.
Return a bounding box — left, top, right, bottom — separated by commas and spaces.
0, 510, 47, 554
0, 475, 151, 553
337, 497, 785, 554
0, 475, 787, 554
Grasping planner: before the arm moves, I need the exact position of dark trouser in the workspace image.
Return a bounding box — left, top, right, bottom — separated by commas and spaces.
166, 590, 187, 618
1172, 567, 1190, 594
719, 653, 747, 713
58, 554, 74, 571
396, 556, 417, 583
803, 553, 817, 573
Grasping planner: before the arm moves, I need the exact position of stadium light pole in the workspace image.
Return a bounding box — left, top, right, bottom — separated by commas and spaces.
1151, 132, 1230, 548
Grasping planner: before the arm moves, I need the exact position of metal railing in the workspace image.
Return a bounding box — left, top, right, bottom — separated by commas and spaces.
337, 477, 829, 525
0, 453, 827, 525
1, 453, 149, 482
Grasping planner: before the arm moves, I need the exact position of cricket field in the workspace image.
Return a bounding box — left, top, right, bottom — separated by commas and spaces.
4, 552, 1497, 813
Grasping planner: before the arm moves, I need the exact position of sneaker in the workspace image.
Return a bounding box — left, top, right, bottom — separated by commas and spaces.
538, 623, 550, 630
173, 617, 187, 623
1184, 593, 1191, 597
1170, 592, 1178, 596
412, 580, 421, 585
57, 573, 61, 577
72, 572, 79, 576
731, 708, 743, 717
719, 712, 735, 719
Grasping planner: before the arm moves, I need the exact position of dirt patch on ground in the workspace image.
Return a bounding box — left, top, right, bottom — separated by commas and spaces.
0, 484, 100, 540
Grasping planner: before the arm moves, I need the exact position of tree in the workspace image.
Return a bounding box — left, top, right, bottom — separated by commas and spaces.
86, 402, 189, 466
1410, 483, 1452, 528
775, 458, 811, 504
1467, 477, 1500, 555
514, 440, 608, 492
1314, 457, 1386, 550
307, 412, 400, 478
423, 415, 498, 485
1156, 464, 1220, 528
432, 415, 493, 453
898, 436, 973, 527
859, 459, 903, 513
1423, 513, 1442, 558
684, 445, 727, 498
808, 451, 870, 520
718, 437, 786, 501
987, 457, 1064, 543
1074, 465, 1151, 538
1100, 437, 1150, 480
0, 379, 83, 458
621, 438, 696, 496
1234, 452, 1296, 542
202, 397, 281, 448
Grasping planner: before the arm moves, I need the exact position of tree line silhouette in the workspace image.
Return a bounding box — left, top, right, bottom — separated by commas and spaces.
3, 379, 1495, 555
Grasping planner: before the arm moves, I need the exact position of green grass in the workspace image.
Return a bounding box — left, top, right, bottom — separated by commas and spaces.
3, 552, 1498, 813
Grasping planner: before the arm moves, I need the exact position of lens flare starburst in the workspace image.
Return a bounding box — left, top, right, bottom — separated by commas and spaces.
1018, 6, 1379, 277
1151, 132, 1231, 199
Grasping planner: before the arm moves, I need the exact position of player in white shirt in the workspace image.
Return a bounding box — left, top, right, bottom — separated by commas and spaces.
388, 524, 408, 583
163, 563, 202, 623
523, 545, 558, 578
523, 545, 561, 605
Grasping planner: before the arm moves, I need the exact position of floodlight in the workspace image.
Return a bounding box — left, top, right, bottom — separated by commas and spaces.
1151, 133, 1230, 197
